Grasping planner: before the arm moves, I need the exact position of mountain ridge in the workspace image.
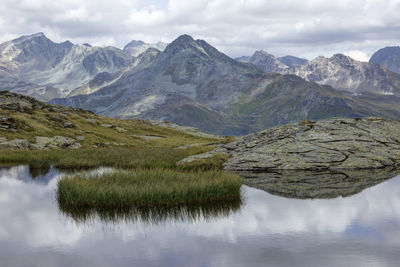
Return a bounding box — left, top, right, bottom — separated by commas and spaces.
51, 34, 400, 135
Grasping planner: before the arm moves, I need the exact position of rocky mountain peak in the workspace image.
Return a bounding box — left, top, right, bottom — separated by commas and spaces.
331, 53, 356, 65
123, 39, 167, 57
123, 40, 146, 50
249, 50, 288, 73
12, 32, 50, 45
163, 34, 198, 55
370, 46, 400, 74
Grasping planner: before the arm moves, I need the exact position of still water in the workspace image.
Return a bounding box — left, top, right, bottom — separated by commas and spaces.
1, 165, 400, 267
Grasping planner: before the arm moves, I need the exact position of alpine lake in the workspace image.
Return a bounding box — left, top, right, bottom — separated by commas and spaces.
1, 165, 400, 267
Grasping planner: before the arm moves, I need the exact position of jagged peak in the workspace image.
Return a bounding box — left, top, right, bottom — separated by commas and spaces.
332, 53, 350, 59
174, 34, 195, 43
29, 32, 46, 38
252, 50, 275, 57
61, 40, 74, 47
123, 40, 146, 50
331, 53, 360, 64
163, 34, 201, 56
12, 32, 49, 43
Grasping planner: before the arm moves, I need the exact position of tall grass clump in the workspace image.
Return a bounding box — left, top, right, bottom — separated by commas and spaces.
57, 169, 242, 208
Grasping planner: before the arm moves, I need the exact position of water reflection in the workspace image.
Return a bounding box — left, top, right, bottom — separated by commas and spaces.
241, 168, 400, 198
59, 200, 242, 225
1, 165, 400, 266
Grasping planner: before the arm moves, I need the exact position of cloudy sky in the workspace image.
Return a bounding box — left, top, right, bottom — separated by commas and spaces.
0, 0, 399, 61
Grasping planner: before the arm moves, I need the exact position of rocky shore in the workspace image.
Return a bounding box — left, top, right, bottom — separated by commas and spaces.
180, 117, 400, 170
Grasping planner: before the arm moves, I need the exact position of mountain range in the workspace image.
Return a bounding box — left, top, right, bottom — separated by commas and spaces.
0, 33, 166, 101
2, 33, 400, 135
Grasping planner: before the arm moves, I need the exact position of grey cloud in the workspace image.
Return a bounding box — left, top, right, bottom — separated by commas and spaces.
0, 0, 399, 60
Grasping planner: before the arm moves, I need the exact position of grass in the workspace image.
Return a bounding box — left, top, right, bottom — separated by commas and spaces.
0, 146, 214, 170
0, 91, 241, 213
57, 169, 242, 209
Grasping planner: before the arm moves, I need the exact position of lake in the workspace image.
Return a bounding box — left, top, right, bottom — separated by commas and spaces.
1, 165, 400, 266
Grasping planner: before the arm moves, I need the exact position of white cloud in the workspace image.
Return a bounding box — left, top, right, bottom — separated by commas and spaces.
344, 50, 370, 62
0, 0, 399, 59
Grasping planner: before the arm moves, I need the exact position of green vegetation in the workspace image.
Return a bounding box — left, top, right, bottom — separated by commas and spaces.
0, 91, 242, 212
57, 169, 242, 209
0, 146, 213, 169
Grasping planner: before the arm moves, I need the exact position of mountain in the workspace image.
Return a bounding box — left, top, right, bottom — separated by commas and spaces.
285, 54, 400, 96
123, 40, 168, 57
235, 56, 250, 63
68, 48, 161, 97
0, 33, 132, 100
277, 55, 308, 66
51, 35, 400, 135
369, 46, 400, 74
247, 50, 288, 73
236, 53, 307, 67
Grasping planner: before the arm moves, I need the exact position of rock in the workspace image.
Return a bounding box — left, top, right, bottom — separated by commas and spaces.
0, 115, 17, 131
100, 124, 115, 128
100, 123, 127, 132
0, 90, 47, 113
180, 117, 400, 171
0, 138, 31, 149
86, 118, 98, 125
115, 126, 127, 133
177, 147, 227, 165
46, 114, 67, 123
31, 136, 81, 149
63, 121, 75, 128
131, 134, 164, 141
75, 135, 85, 140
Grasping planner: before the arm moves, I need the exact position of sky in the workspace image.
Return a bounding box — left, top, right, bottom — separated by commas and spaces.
0, 0, 399, 61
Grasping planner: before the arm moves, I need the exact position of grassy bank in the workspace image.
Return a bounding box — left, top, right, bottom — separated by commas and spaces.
0, 146, 214, 170
57, 169, 242, 209
1, 91, 241, 211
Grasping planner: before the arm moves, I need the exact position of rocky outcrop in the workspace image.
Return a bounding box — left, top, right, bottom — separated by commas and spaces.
0, 136, 81, 150
180, 117, 400, 171
31, 136, 81, 149
0, 90, 93, 116
0, 115, 17, 131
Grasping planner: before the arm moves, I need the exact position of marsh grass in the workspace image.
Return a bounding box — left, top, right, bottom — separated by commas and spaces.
57, 169, 242, 209
0, 146, 213, 170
